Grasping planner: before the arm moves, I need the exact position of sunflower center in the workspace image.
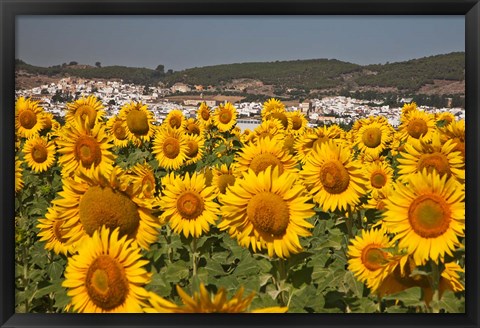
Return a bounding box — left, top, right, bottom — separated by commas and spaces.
126, 110, 149, 135
362, 127, 382, 148
74, 136, 103, 167
201, 110, 210, 121
249, 153, 284, 175
291, 117, 303, 130
271, 112, 289, 129
408, 194, 451, 238
186, 123, 200, 135
19, 110, 37, 129
319, 160, 350, 194
217, 174, 235, 194
77, 105, 97, 128
31, 145, 48, 163
163, 137, 181, 159
247, 192, 289, 237
219, 111, 232, 124
112, 121, 127, 140
176, 191, 204, 220
407, 118, 428, 139
361, 245, 388, 271
370, 171, 387, 189
79, 185, 140, 239
169, 116, 182, 129
86, 255, 129, 310
186, 140, 199, 158
53, 220, 69, 243
417, 152, 451, 177
43, 117, 52, 131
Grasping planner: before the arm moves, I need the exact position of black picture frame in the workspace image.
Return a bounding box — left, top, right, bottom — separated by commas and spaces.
1, 0, 479, 327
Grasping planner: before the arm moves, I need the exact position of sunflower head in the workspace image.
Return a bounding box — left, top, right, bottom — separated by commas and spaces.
23, 136, 57, 173
152, 126, 188, 170
119, 102, 155, 144
62, 226, 151, 313
219, 166, 314, 258
383, 169, 465, 265
213, 102, 237, 132
65, 95, 105, 129
15, 97, 46, 138
164, 109, 185, 130
262, 98, 285, 118
197, 102, 212, 126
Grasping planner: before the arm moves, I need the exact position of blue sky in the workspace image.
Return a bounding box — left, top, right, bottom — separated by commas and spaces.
16, 15, 464, 71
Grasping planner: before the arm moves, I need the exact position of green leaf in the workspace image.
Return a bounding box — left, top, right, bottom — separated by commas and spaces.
383, 287, 424, 307
343, 271, 364, 298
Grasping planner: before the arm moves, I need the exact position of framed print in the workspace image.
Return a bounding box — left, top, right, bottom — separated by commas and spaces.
1, 0, 479, 327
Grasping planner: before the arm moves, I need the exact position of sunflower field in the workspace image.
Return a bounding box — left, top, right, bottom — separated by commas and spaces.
14, 95, 465, 313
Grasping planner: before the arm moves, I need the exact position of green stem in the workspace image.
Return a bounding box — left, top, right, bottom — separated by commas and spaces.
23, 245, 29, 313
191, 237, 199, 294
345, 211, 354, 239
276, 258, 288, 307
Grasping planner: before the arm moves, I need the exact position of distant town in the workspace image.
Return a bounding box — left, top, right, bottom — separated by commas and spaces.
15, 77, 465, 131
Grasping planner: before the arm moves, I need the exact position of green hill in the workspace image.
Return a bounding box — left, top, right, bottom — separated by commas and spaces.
15, 52, 465, 94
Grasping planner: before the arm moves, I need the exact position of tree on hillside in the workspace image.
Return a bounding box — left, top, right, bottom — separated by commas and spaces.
95, 62, 102, 68
155, 64, 165, 74
69, 61, 78, 66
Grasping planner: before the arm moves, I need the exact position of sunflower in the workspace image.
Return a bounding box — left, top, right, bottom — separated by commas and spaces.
253, 119, 286, 142
65, 95, 105, 129
436, 111, 456, 127
401, 101, 418, 118
301, 140, 367, 212
294, 125, 343, 164
145, 284, 288, 313
233, 136, 298, 177
213, 102, 237, 132
15, 156, 24, 193
126, 162, 157, 198
372, 254, 433, 302
152, 127, 188, 170
15, 96, 46, 139
354, 117, 394, 157
22, 136, 56, 173
211, 163, 237, 194
40, 111, 61, 137
439, 262, 465, 297
363, 161, 394, 199
56, 119, 115, 178
184, 133, 205, 166
219, 166, 314, 259
163, 109, 185, 130
197, 102, 212, 127
397, 131, 464, 182
264, 108, 290, 130
261, 98, 285, 119
158, 172, 219, 238
398, 109, 436, 146
62, 226, 151, 313
119, 101, 156, 145
53, 167, 161, 250
241, 128, 256, 144
282, 134, 296, 155
440, 119, 465, 165
347, 227, 394, 289
287, 110, 308, 135
36, 206, 79, 255
382, 170, 465, 265
106, 115, 129, 148
184, 118, 204, 136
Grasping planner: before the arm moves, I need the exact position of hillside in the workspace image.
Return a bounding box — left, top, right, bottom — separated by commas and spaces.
15, 52, 465, 97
